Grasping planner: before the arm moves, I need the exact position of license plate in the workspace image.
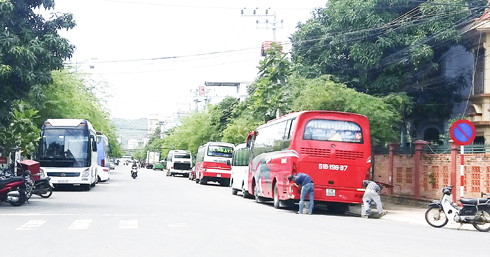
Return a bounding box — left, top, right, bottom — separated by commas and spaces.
57, 180, 68, 183
326, 189, 335, 196
217, 174, 221, 177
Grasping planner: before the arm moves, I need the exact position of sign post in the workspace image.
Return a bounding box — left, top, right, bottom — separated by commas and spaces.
450, 119, 476, 199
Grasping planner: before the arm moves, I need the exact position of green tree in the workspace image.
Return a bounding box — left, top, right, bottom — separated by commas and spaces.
291, 0, 486, 128
248, 42, 293, 121
290, 75, 402, 145
27, 70, 123, 157
163, 110, 219, 154
221, 115, 262, 145
0, 0, 75, 126
0, 101, 40, 157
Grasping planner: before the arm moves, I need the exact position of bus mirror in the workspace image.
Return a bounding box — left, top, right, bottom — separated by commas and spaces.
226, 160, 231, 166
92, 140, 97, 152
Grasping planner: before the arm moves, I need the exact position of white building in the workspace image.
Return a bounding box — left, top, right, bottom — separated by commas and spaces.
192, 82, 249, 112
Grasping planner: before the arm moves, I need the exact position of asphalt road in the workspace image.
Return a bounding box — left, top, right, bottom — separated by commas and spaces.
1, 165, 490, 257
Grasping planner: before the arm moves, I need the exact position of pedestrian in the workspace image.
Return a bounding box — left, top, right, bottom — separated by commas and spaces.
362, 180, 386, 218
288, 173, 314, 214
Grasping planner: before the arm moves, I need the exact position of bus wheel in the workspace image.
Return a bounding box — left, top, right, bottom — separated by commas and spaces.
273, 184, 280, 209
254, 183, 264, 203
199, 178, 207, 185
242, 183, 250, 198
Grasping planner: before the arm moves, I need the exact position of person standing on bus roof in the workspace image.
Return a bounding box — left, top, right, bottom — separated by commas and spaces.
362, 180, 387, 218
288, 173, 314, 214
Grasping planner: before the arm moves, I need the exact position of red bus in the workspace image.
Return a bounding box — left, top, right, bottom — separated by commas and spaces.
195, 142, 235, 186
246, 111, 371, 211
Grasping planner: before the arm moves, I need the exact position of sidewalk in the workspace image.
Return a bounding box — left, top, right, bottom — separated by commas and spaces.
382, 203, 427, 226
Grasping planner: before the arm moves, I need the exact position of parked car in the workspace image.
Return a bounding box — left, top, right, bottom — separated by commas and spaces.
153, 161, 165, 171
146, 163, 154, 169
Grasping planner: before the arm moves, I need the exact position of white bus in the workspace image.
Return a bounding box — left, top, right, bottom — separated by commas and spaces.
165, 150, 192, 177
230, 143, 252, 197
96, 132, 110, 182
37, 119, 99, 190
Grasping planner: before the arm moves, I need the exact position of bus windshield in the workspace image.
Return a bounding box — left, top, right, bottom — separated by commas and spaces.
207, 145, 233, 158
303, 119, 363, 143
38, 128, 90, 167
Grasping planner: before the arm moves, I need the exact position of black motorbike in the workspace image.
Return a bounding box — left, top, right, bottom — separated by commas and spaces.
425, 186, 490, 232
31, 176, 53, 198
131, 167, 138, 179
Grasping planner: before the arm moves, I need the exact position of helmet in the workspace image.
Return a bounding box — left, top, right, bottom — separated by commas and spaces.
442, 186, 452, 195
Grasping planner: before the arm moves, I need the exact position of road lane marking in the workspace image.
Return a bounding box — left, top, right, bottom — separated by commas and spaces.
119, 219, 138, 229
68, 219, 92, 230
16, 220, 46, 230
168, 223, 187, 228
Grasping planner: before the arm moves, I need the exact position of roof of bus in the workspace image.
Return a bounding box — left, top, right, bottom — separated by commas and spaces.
169, 150, 190, 153
235, 143, 247, 149
203, 142, 235, 148
257, 111, 368, 129
44, 119, 95, 130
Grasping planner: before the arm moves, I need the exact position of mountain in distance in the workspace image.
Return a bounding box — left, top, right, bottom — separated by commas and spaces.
112, 118, 148, 149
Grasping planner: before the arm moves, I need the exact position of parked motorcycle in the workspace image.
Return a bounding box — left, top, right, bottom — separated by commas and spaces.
0, 168, 31, 206
131, 167, 138, 179
31, 175, 53, 198
425, 186, 490, 232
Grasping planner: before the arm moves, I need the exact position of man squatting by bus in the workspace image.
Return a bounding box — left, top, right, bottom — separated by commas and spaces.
362, 180, 387, 218
288, 173, 314, 214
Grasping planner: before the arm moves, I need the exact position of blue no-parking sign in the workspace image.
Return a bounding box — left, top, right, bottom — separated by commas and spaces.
450, 119, 476, 146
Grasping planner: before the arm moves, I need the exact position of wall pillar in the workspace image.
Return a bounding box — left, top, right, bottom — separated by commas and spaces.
450, 140, 458, 202
388, 142, 400, 195
413, 140, 428, 198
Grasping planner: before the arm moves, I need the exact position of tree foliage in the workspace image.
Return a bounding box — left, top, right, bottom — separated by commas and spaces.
0, 101, 40, 157
27, 70, 123, 157
0, 0, 75, 126
290, 75, 402, 144
248, 42, 293, 121
291, 0, 486, 126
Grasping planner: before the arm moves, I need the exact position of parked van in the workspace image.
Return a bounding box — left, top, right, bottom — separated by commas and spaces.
165, 150, 192, 177
230, 143, 251, 197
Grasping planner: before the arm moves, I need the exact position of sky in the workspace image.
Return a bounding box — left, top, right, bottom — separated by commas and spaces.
49, 0, 327, 119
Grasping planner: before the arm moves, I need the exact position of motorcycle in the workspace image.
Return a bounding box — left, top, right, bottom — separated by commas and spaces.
425, 186, 490, 232
0, 167, 31, 206
31, 175, 54, 198
131, 167, 138, 179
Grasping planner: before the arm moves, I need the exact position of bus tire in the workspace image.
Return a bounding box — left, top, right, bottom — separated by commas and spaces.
199, 178, 207, 185
254, 183, 264, 203
273, 183, 280, 209
242, 183, 251, 199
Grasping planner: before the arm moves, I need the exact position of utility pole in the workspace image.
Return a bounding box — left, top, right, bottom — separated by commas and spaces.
241, 7, 284, 42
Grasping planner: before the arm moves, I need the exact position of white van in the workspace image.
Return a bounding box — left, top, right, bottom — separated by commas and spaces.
165, 150, 192, 177
230, 143, 251, 197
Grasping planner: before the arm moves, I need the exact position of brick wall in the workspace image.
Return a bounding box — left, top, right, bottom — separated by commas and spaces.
373, 152, 490, 200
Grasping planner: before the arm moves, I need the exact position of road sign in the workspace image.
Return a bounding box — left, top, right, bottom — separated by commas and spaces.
450, 119, 476, 146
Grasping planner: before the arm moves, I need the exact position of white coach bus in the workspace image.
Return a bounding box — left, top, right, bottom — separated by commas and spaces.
37, 119, 99, 190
